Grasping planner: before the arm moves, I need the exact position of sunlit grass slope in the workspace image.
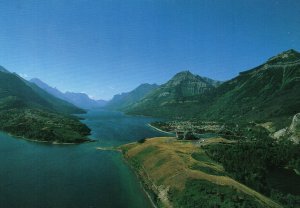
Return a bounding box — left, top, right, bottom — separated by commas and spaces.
120, 137, 282, 208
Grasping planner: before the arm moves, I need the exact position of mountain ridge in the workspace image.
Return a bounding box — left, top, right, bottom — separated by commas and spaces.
30, 78, 107, 109
126, 49, 300, 129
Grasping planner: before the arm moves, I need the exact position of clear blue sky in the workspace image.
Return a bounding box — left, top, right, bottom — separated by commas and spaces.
0, 0, 299, 100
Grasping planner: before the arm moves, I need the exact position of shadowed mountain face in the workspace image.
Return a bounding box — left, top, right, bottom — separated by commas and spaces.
126, 49, 300, 126
105, 83, 159, 110
30, 78, 107, 109
0, 67, 90, 143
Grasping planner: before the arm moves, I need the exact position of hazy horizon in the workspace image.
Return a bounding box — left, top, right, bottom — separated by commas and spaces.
0, 0, 299, 100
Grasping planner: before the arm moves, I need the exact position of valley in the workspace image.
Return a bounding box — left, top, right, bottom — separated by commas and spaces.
1, 1, 299, 208
0, 49, 299, 208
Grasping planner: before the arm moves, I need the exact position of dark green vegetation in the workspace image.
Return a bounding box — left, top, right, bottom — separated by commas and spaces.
205, 138, 300, 208
0, 108, 90, 143
105, 83, 159, 110
0, 67, 91, 143
127, 49, 300, 129
203, 49, 300, 126
170, 179, 265, 208
137, 138, 147, 143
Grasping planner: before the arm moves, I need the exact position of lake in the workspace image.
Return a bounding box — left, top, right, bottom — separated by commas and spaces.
0, 109, 168, 208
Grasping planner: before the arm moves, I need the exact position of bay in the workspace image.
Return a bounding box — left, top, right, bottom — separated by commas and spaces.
0, 109, 167, 208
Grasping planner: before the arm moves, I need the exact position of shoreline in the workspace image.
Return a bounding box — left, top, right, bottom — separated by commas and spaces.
96, 147, 121, 152
120, 153, 158, 208
147, 124, 174, 135
96, 146, 158, 208
7, 132, 93, 145
97, 145, 158, 208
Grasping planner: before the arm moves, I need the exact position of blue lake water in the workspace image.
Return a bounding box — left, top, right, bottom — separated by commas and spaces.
0, 109, 167, 208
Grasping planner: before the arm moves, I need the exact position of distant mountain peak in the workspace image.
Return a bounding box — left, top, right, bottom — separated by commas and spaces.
267, 49, 300, 64
172, 70, 194, 79
281, 49, 299, 55
167, 70, 209, 88
30, 78, 107, 109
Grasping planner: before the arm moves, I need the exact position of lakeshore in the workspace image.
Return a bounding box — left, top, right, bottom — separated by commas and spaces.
8, 133, 93, 145
147, 124, 174, 135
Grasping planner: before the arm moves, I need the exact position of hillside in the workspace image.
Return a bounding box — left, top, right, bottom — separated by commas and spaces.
126, 50, 300, 127
30, 78, 107, 109
105, 83, 159, 110
203, 49, 300, 124
0, 67, 91, 143
120, 137, 282, 208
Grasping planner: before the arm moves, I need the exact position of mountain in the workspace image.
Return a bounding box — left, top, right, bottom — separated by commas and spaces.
28, 80, 84, 114
30, 78, 107, 109
203, 49, 300, 125
125, 71, 221, 117
30, 78, 66, 100
201, 76, 223, 87
105, 83, 159, 110
126, 49, 300, 127
64, 92, 107, 109
0, 65, 9, 73
96, 99, 108, 106
0, 67, 90, 143
161, 70, 217, 96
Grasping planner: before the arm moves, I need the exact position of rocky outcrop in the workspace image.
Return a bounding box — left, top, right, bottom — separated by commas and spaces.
287, 113, 300, 143
273, 113, 300, 143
